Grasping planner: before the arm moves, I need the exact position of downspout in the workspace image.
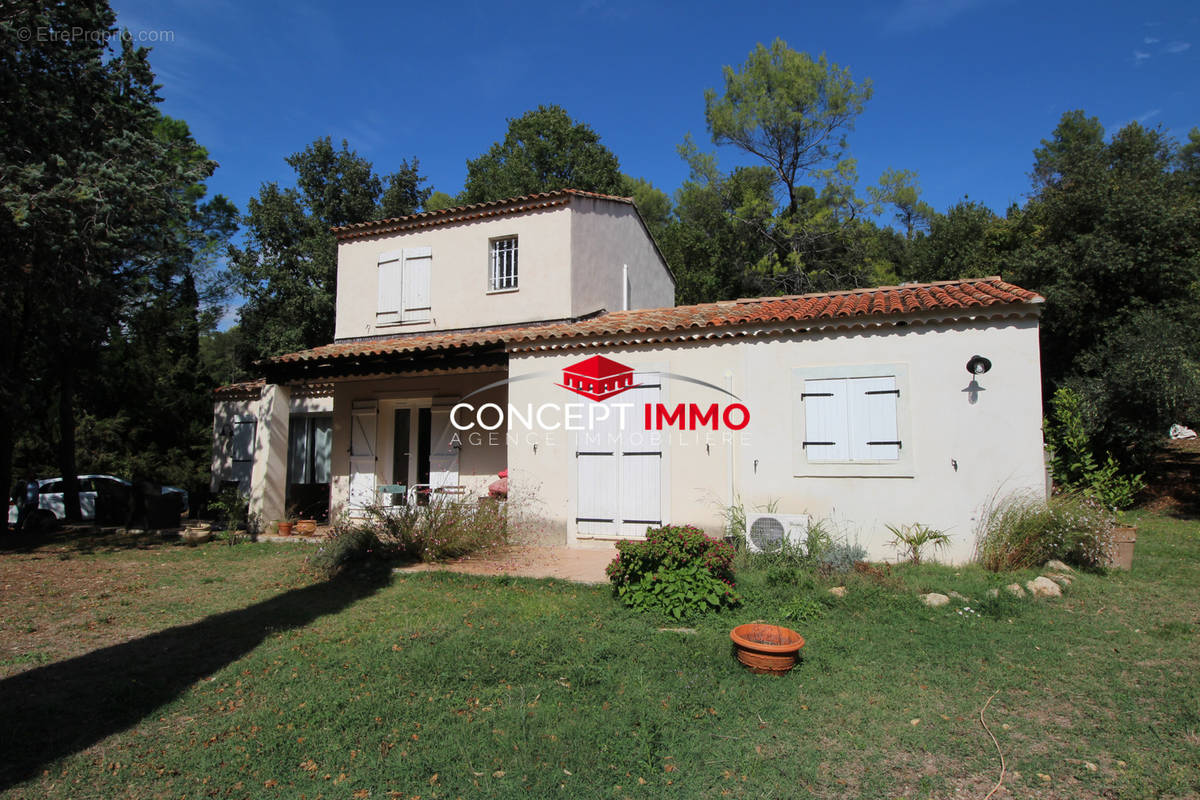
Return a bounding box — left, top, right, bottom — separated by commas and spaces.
726, 370, 735, 515
622, 264, 630, 311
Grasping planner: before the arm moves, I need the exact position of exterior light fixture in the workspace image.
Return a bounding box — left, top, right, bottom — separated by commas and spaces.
966, 355, 992, 375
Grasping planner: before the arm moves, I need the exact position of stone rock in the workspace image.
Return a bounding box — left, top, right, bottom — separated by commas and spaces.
987, 588, 999, 598
921, 592, 950, 607
1005, 583, 1026, 598
1047, 573, 1073, 586
1026, 576, 1063, 598
828, 586, 847, 598
1045, 559, 1073, 572
658, 627, 697, 635
1084, 761, 1098, 772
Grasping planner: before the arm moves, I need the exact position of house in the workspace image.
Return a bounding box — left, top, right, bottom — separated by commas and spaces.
212, 188, 1047, 563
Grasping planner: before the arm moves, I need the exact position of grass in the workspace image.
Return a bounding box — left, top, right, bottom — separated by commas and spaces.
0, 515, 1197, 799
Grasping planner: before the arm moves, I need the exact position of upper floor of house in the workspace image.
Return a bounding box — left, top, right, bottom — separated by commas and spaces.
330, 189, 675, 340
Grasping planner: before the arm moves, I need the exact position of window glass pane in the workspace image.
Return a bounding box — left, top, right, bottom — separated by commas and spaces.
490, 238, 518, 290
312, 417, 332, 484
288, 417, 309, 484
232, 420, 256, 462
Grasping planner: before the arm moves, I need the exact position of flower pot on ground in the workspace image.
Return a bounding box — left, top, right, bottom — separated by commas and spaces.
276, 521, 294, 537
294, 519, 317, 536
730, 623, 805, 675
180, 527, 212, 545
1108, 525, 1137, 570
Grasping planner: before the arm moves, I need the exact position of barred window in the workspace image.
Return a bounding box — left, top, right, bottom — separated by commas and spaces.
489, 237, 518, 291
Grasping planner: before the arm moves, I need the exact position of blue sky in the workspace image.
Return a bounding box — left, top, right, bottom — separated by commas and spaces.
112, 0, 1197, 223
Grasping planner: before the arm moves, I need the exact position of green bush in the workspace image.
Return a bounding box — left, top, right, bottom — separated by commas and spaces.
209, 488, 249, 533
370, 496, 508, 562
1046, 386, 1144, 509
306, 519, 381, 578
606, 524, 740, 619
975, 492, 1115, 571
817, 540, 867, 577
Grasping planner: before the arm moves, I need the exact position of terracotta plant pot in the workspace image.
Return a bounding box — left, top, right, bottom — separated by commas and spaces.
1108, 525, 1137, 570
180, 527, 212, 545
276, 521, 294, 537
294, 519, 317, 536
730, 623, 805, 674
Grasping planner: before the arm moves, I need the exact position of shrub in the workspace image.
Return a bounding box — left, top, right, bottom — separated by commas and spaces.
975, 492, 1115, 571
1046, 386, 1144, 509
606, 524, 740, 619
306, 517, 381, 578
818, 540, 867, 577
370, 495, 508, 563
209, 488, 249, 533
886, 523, 951, 565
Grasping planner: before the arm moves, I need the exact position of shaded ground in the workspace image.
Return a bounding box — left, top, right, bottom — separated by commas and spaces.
1140, 437, 1200, 518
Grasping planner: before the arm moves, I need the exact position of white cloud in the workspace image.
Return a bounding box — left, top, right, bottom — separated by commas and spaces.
884, 0, 992, 34
1166, 41, 1192, 53
1134, 49, 1152, 64
1136, 108, 1162, 124
1144, 36, 1160, 44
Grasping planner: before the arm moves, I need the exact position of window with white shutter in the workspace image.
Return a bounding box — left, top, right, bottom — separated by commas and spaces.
793, 366, 911, 476
377, 247, 432, 324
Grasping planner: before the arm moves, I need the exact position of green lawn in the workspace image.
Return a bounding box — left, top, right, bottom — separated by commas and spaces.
0, 516, 1197, 799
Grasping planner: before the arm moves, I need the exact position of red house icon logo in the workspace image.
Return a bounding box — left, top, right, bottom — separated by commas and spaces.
558, 355, 639, 401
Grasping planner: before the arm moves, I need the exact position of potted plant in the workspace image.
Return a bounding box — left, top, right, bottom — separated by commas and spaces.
294, 518, 317, 536
730, 623, 805, 674
1108, 515, 1137, 570
276, 520, 294, 537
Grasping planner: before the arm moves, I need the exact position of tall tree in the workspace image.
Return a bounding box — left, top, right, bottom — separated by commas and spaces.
704, 40, 872, 216
904, 199, 1023, 283
461, 105, 624, 203
1, 1, 213, 518
869, 168, 934, 241
1011, 112, 1200, 465
230, 138, 430, 365
683, 40, 889, 296
82, 116, 238, 493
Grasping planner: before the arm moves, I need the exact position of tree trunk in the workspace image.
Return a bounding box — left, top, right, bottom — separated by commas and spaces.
0, 414, 12, 528
57, 360, 81, 522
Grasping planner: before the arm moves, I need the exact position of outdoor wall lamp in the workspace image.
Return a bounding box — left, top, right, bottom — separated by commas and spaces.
966, 355, 992, 375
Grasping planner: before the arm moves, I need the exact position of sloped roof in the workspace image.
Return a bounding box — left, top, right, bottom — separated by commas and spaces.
330, 188, 635, 241
265, 277, 1041, 369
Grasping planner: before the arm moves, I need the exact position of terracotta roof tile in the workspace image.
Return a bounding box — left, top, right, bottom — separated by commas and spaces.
212, 378, 265, 399
264, 277, 1041, 369
331, 188, 634, 241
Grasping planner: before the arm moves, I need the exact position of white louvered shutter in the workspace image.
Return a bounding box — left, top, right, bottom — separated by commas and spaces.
803, 378, 848, 461
850, 376, 900, 461
402, 247, 431, 322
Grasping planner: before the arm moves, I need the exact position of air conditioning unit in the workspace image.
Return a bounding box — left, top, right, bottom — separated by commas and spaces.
745, 513, 810, 554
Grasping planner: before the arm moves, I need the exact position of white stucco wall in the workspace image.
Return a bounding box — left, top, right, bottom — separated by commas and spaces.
569, 196, 675, 314
505, 314, 1045, 563
326, 370, 507, 520
212, 391, 334, 522
334, 198, 675, 340
334, 208, 573, 339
